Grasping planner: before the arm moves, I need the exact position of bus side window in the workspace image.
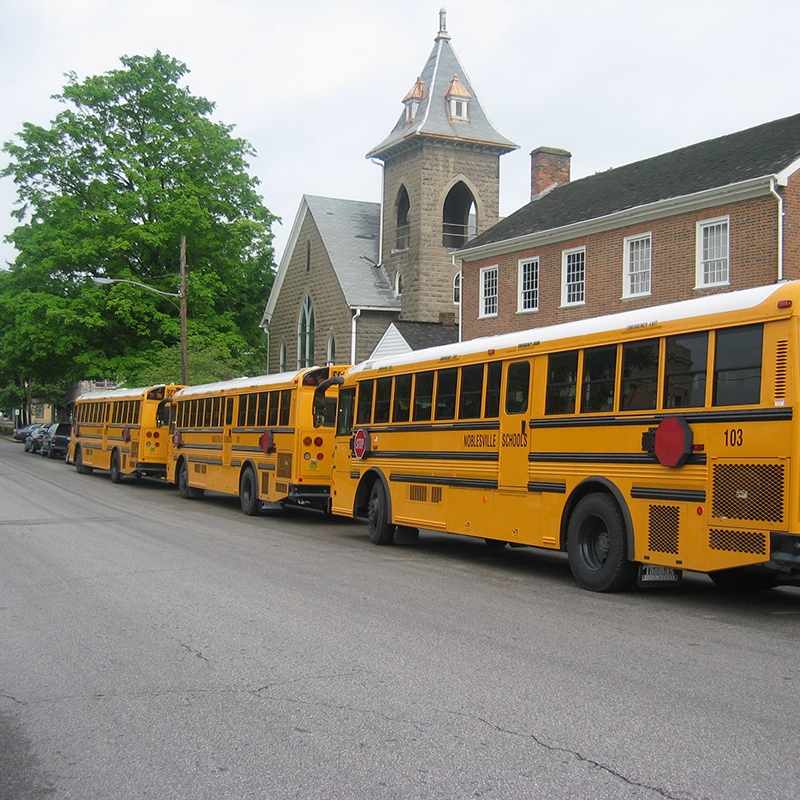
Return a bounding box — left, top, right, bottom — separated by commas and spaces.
506, 361, 530, 415
256, 392, 268, 427
279, 389, 292, 426
435, 368, 458, 420
337, 388, 356, 437
356, 380, 374, 425
713, 324, 763, 406
225, 397, 234, 426
246, 393, 257, 427
413, 371, 434, 421
393, 374, 412, 422
459, 364, 484, 419
212, 397, 222, 428
581, 345, 617, 413
621, 339, 659, 411
374, 377, 393, 424
546, 351, 578, 415
484, 362, 502, 418
268, 392, 279, 426
237, 395, 246, 426
664, 332, 708, 408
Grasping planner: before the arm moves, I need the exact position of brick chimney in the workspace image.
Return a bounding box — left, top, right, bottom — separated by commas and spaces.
531, 146, 571, 200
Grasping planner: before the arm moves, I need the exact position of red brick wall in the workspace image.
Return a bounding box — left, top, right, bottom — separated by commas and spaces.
460, 192, 786, 341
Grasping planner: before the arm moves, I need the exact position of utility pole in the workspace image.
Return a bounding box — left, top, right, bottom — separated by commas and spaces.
180, 235, 189, 385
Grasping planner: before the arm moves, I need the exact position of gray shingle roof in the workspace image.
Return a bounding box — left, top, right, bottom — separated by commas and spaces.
392, 320, 460, 350
462, 112, 800, 251
366, 19, 517, 160
304, 195, 399, 309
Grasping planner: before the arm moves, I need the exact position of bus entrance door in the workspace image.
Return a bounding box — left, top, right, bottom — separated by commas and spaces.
495, 360, 540, 546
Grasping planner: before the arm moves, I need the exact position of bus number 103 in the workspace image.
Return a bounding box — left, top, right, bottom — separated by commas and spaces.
724, 428, 744, 447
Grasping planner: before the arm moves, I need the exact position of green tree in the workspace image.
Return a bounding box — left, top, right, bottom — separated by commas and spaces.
1, 51, 276, 406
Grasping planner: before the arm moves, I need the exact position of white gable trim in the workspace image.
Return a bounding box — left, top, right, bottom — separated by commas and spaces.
260, 196, 311, 328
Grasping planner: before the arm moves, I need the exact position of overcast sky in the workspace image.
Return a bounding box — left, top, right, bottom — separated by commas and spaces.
2, 0, 800, 273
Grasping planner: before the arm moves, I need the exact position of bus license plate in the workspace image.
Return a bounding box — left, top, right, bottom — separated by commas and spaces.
638, 564, 682, 587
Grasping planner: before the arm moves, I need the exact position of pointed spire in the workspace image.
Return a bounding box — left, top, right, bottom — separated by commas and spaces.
437, 8, 451, 40
403, 77, 425, 103
445, 74, 471, 99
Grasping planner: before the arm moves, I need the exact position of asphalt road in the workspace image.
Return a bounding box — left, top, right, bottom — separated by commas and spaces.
1, 436, 799, 800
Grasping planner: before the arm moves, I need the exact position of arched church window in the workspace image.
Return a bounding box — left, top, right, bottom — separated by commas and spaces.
443, 182, 476, 248
298, 296, 315, 368
327, 334, 336, 365
279, 341, 287, 373
395, 271, 403, 298
453, 272, 461, 305
395, 186, 410, 251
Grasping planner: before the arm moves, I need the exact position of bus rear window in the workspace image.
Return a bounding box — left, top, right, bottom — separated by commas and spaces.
713, 324, 762, 406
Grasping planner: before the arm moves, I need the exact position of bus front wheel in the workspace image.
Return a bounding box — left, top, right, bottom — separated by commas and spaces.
567, 493, 637, 592
110, 450, 123, 484
240, 468, 261, 516
367, 480, 395, 545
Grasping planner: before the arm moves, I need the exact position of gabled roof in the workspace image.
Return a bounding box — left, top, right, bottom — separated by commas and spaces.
261, 195, 400, 328
459, 111, 800, 257
370, 320, 460, 361
366, 12, 518, 161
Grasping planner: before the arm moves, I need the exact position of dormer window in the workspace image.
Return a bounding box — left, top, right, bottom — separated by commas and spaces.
402, 77, 425, 125
445, 74, 471, 122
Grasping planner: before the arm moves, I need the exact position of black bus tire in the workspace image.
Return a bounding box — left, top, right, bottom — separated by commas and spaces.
110, 450, 123, 483
367, 480, 395, 545
567, 493, 637, 592
240, 468, 261, 516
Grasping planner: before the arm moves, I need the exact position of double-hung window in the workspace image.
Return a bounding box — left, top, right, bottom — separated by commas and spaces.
562, 247, 586, 306
517, 258, 539, 313
696, 216, 729, 288
623, 233, 651, 298
479, 265, 498, 318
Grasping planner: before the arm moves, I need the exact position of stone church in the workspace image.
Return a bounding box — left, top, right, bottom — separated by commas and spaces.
260, 10, 518, 372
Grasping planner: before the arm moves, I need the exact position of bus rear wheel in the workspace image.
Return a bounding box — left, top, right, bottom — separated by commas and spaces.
110, 450, 123, 483
178, 460, 204, 500
75, 446, 93, 475
567, 493, 637, 592
240, 468, 261, 516
367, 480, 395, 545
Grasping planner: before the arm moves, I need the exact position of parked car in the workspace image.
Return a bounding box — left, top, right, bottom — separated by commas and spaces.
24, 423, 48, 453
12, 423, 40, 442
40, 422, 71, 459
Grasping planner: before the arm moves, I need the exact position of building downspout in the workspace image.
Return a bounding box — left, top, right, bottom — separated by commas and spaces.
351, 307, 362, 364
769, 176, 784, 282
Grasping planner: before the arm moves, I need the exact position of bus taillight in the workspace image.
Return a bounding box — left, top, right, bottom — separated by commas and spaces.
314, 436, 323, 447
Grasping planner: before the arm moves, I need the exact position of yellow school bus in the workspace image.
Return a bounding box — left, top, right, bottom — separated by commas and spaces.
167, 366, 346, 514
70, 385, 185, 481
331, 282, 800, 592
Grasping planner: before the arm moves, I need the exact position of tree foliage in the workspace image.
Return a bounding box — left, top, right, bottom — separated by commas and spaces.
1, 52, 276, 414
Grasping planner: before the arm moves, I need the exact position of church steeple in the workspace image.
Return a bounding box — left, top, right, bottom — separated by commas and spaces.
367, 11, 517, 324
366, 10, 518, 161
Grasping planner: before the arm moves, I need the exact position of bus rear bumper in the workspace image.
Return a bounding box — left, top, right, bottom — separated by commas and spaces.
770, 532, 800, 567
284, 484, 330, 511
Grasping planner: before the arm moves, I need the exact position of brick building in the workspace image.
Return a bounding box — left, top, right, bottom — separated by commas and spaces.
456, 114, 800, 341
261, 11, 516, 370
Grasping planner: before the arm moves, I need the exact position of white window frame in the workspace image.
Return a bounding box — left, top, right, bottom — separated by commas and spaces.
695, 216, 730, 289
453, 271, 461, 305
394, 271, 403, 297
479, 265, 498, 318
561, 247, 586, 307
517, 257, 539, 313
449, 98, 468, 120
622, 233, 652, 299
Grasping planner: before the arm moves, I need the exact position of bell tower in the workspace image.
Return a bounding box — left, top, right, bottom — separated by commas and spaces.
367, 9, 518, 323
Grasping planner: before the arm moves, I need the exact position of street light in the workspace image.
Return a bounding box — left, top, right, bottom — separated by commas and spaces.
92, 236, 189, 384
